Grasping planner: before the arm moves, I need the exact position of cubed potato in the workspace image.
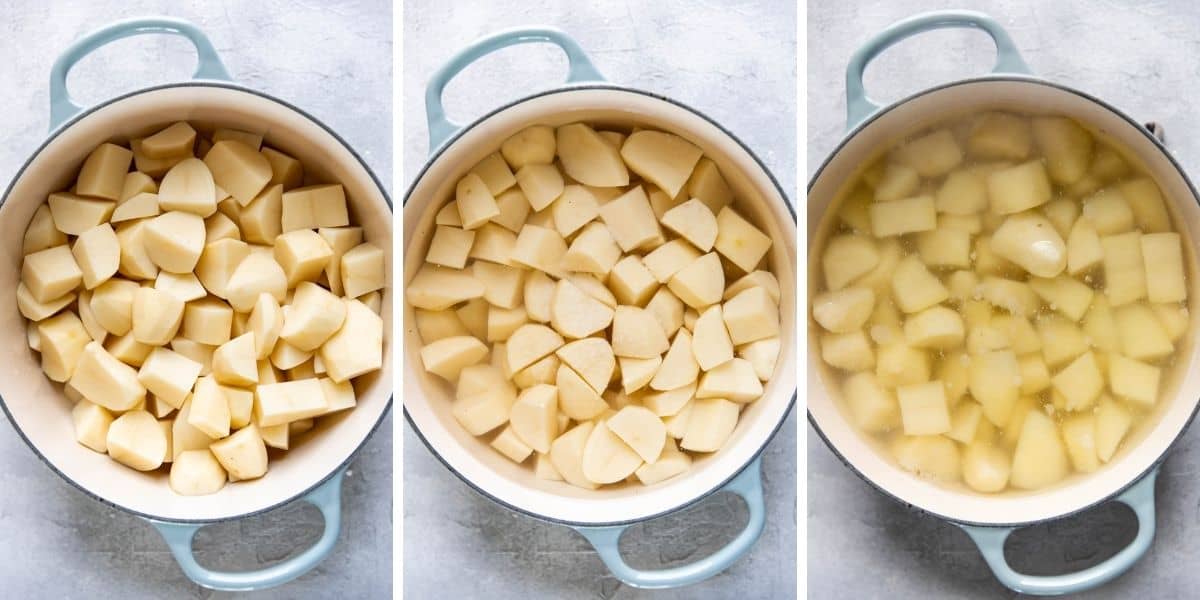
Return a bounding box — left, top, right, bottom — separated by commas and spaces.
131, 287, 184, 345
890, 256, 947, 314
1068, 217, 1104, 275
693, 304, 734, 370
72, 399, 114, 453
989, 213, 1067, 278
1096, 395, 1132, 462
469, 152, 517, 196
550, 278, 614, 339
511, 224, 567, 275
968, 112, 1032, 160
696, 357, 762, 402
550, 421, 599, 490
1029, 276, 1094, 322
212, 332, 259, 386
186, 375, 231, 439
23, 204, 68, 255
680, 397, 739, 453
894, 129, 962, 177
1017, 353, 1050, 394
487, 306, 528, 341
873, 163, 919, 203
137, 347, 202, 409
490, 188, 531, 233
598, 186, 663, 252
157, 158, 217, 216
314, 298, 382, 383
501, 125, 555, 169
993, 314, 1041, 354
1036, 314, 1089, 368
1052, 351, 1105, 411
17, 282, 74, 322
646, 330, 698, 391
662, 199, 718, 252
1102, 231, 1149, 305
204, 211, 241, 243
1113, 303, 1173, 360
1152, 303, 1189, 342
141, 122, 197, 159
612, 305, 670, 358
556, 363, 607, 419
946, 401, 984, 443
107, 332, 153, 368
473, 262, 524, 309
69, 341, 145, 411
270, 229, 335, 286
876, 343, 930, 387
644, 239, 702, 285
515, 163, 564, 212
549, 185, 599, 237
239, 184, 283, 245
977, 276, 1039, 317
142, 211, 206, 274
645, 287, 685, 337
820, 330, 874, 371
105, 410, 166, 471
968, 350, 1020, 426
195, 238, 249, 297
903, 306, 964, 350
254, 378, 327, 427
556, 123, 629, 187
169, 449, 227, 496
667, 252, 724, 309
838, 373, 899, 435
604, 405, 666, 464
467, 223, 519, 268
686, 157, 734, 214
488, 426, 532, 463
936, 352, 970, 405
960, 441, 1011, 492
1119, 178, 1172, 233
935, 170, 988, 215
894, 381, 953, 441
280, 184, 349, 230
915, 228, 970, 268
131, 137, 189, 178
209, 424, 269, 481
280, 282, 347, 351
224, 252, 287, 312
986, 160, 1052, 214
869, 195, 937, 238
1032, 116, 1093, 185
556, 338, 615, 396
456, 298, 487, 339
892, 435, 960, 482
620, 130, 702, 198
211, 128, 262, 150
619, 355, 660, 394
70, 224, 120, 290
244, 292, 283, 359
1041, 198, 1079, 239
713, 206, 772, 272
203, 140, 272, 206
506, 323, 565, 373
821, 236, 878, 291
260, 146, 303, 190
1010, 409, 1070, 490
608, 256, 659, 306
406, 265, 483, 310
181, 297, 233, 346
1109, 354, 1161, 407
635, 438, 693, 485
22, 245, 82, 303
1141, 233, 1187, 303
338, 242, 385, 299
75, 142, 133, 201
563, 221, 621, 275
1081, 189, 1133, 236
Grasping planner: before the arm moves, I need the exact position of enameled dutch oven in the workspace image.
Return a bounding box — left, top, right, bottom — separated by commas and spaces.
808, 11, 1200, 596
0, 18, 393, 591
403, 28, 796, 589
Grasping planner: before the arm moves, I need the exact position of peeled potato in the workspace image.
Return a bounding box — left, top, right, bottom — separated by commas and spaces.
619, 130, 703, 198
170, 449, 227, 496
581, 419, 643, 484
680, 397, 739, 453
556, 123, 629, 187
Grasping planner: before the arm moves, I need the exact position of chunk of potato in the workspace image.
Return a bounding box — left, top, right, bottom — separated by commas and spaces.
1032, 116, 1093, 185
1119, 178, 1172, 233
1010, 409, 1070, 490
22, 244, 82, 304
1051, 351, 1104, 411
739, 336, 780, 381
875, 343, 929, 388
501, 125, 556, 169
1095, 395, 1132, 462
986, 160, 1052, 214
903, 306, 964, 350
897, 381, 951, 435
158, 158, 217, 216
989, 213, 1067, 278
841, 372, 898, 432
620, 356, 661, 394
72, 399, 114, 453
209, 424, 269, 481
686, 157, 734, 214
406, 265, 483, 310
556, 123, 629, 187
318, 299, 383, 383
143, 211, 206, 274
254, 378, 327, 427
967, 112, 1031, 160
962, 441, 1011, 492
1061, 414, 1101, 473
680, 397, 739, 453
1108, 354, 1160, 407
697, 358, 762, 402
550, 421, 599, 489
1141, 233, 1187, 303
890, 256, 947, 314
892, 435, 960, 482
620, 130, 703, 198
612, 305, 669, 358
204, 140, 272, 206
821, 331, 874, 371
873, 163, 919, 202
1081, 189, 1133, 235
1113, 303, 1173, 360
77, 143, 133, 201
213, 332, 259, 386
169, 449, 227, 496
608, 256, 659, 306
131, 287, 184, 346
1029, 276, 1094, 321
106, 410, 166, 471
968, 350, 1020, 426
137, 347, 202, 409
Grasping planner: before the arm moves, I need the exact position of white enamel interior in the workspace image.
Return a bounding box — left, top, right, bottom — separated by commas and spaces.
0, 85, 393, 522
404, 87, 797, 525
808, 78, 1200, 525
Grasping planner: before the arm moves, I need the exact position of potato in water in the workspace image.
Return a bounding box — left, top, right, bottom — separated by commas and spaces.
20, 122, 385, 496
813, 112, 1191, 493
408, 123, 782, 489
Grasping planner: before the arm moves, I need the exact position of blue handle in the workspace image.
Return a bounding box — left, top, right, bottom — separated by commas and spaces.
845, 10, 1030, 129
573, 457, 766, 589
49, 17, 231, 131
425, 26, 605, 153
147, 468, 345, 591
959, 467, 1158, 596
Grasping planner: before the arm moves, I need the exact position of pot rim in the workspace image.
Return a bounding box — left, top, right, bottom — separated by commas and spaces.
0, 80, 394, 524
806, 74, 1200, 527
403, 82, 796, 527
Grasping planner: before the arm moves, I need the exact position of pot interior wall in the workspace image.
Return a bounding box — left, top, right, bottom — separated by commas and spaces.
808, 78, 1200, 525
0, 85, 393, 522
404, 87, 796, 525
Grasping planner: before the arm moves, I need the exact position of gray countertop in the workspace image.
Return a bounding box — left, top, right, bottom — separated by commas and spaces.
809, 1, 1200, 598
403, 1, 797, 598
0, 1, 392, 598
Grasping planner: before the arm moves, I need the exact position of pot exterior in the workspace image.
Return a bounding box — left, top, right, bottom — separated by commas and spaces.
807, 77, 1200, 526
404, 85, 797, 525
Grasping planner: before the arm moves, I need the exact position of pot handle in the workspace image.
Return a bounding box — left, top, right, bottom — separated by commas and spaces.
49, 16, 231, 131
958, 466, 1158, 596
425, 27, 605, 153
145, 467, 346, 591
845, 10, 1031, 129
571, 456, 766, 589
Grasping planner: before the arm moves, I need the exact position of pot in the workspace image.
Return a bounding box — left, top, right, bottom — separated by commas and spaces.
403, 27, 796, 589
0, 18, 393, 591
808, 11, 1200, 596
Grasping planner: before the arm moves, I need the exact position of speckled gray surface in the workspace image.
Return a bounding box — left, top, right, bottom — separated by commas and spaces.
403, 1, 796, 599
0, 1, 391, 598
809, 1, 1200, 598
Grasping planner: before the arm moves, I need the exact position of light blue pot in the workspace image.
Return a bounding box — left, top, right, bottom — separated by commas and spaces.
1, 16, 392, 592
407, 26, 796, 590
809, 10, 1200, 596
